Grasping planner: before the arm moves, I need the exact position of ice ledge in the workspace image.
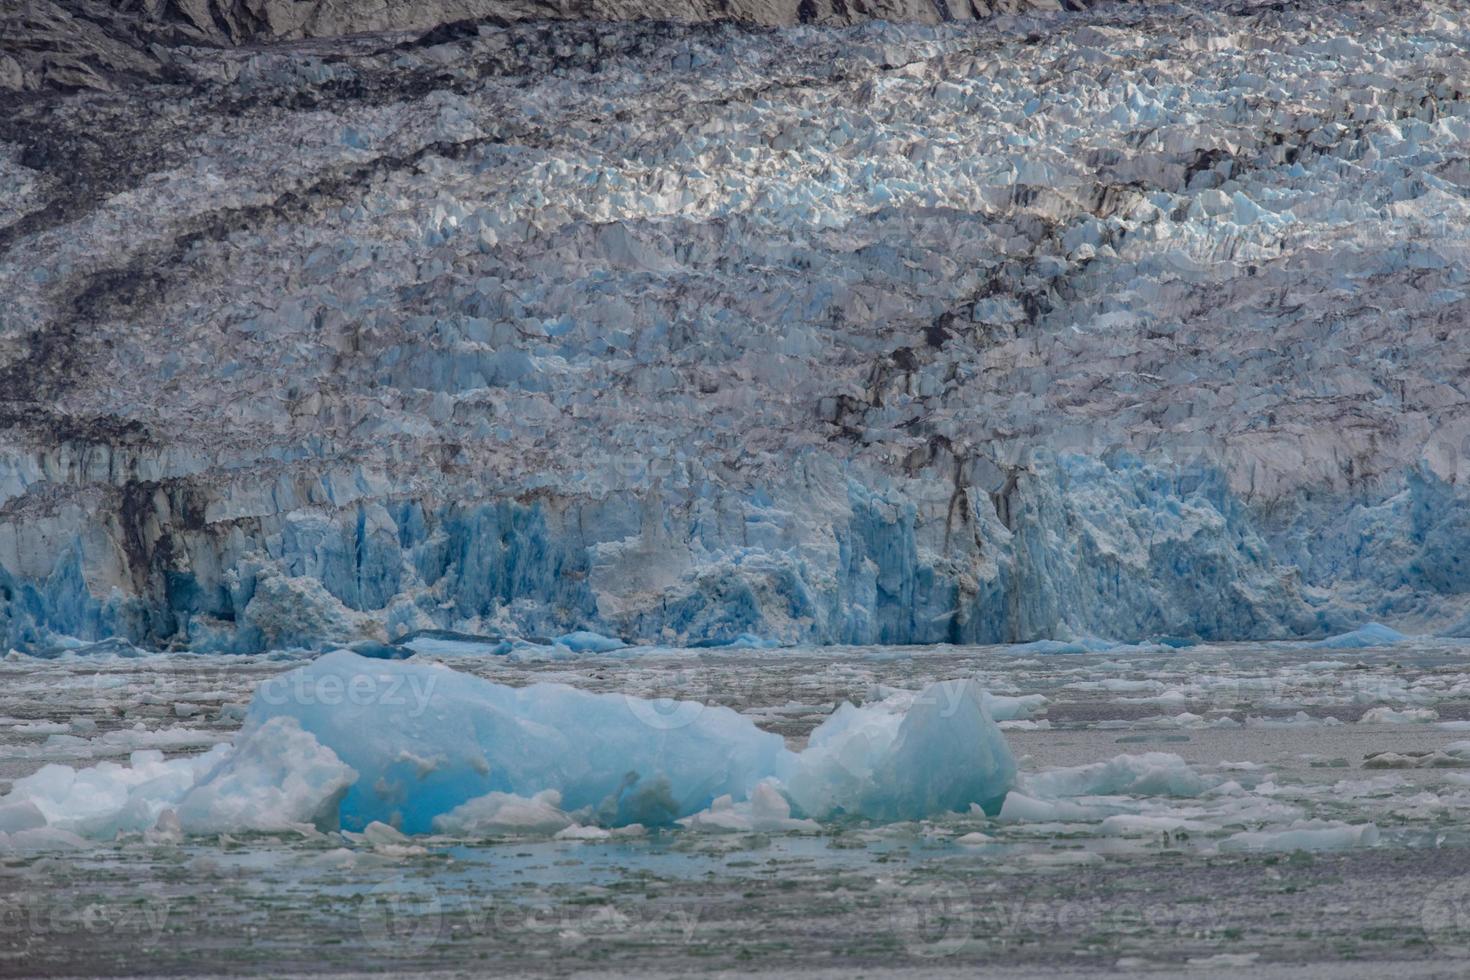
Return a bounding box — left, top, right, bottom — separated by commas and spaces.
0, 452, 1394, 654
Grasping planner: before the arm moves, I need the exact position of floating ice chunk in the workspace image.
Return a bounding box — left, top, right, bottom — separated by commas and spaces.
176, 717, 356, 834
1219, 821, 1379, 853
555, 824, 612, 841
10, 655, 1018, 837
1307, 622, 1405, 649
1025, 752, 1215, 799
555, 630, 627, 653
246, 652, 788, 831
1359, 706, 1438, 724
1365, 751, 1460, 769
1246, 711, 1342, 728
7, 744, 231, 837
291, 657, 1014, 829
433, 789, 574, 836
1134, 690, 1190, 706
679, 781, 819, 833
13, 721, 69, 735
306, 847, 361, 869
1137, 712, 1216, 729
400, 630, 511, 656
360, 820, 408, 846
983, 692, 1048, 721
1100, 814, 1211, 836
1363, 742, 1470, 769
783, 679, 1016, 822
998, 792, 1071, 823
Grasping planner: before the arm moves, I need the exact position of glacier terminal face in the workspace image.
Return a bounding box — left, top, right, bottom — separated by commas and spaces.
2, 0, 1469, 652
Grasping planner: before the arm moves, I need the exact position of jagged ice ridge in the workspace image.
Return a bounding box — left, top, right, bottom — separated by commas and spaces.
1, 0, 1469, 653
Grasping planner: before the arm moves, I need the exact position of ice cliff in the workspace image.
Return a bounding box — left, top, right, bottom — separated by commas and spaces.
2, 0, 1469, 652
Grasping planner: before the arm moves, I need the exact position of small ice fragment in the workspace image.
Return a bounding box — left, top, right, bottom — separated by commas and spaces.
1025, 752, 1214, 798
998, 792, 1061, 823
1099, 814, 1205, 835
362, 820, 409, 846
555, 824, 612, 841
983, 692, 1048, 721
14, 721, 69, 735
1220, 821, 1379, 853
433, 789, 573, 836
1359, 706, 1438, 724
679, 781, 819, 833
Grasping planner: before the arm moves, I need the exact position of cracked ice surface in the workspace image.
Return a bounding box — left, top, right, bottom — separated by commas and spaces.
2, 0, 1470, 652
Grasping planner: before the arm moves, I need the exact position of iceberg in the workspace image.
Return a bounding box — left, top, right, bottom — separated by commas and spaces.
1023, 751, 1215, 799
0, 652, 1017, 839
1219, 821, 1380, 854
245, 652, 789, 831
1306, 622, 1406, 650
554, 630, 628, 653
786, 679, 1016, 822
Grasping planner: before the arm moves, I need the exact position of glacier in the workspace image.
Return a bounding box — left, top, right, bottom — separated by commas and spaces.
3, 0, 1470, 655
0, 650, 1017, 836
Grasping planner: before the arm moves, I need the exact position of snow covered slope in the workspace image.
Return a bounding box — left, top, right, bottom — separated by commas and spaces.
2, 0, 1469, 652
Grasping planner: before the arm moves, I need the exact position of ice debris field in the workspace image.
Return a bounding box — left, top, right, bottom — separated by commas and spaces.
7, 638, 1470, 853
7, 640, 1470, 971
